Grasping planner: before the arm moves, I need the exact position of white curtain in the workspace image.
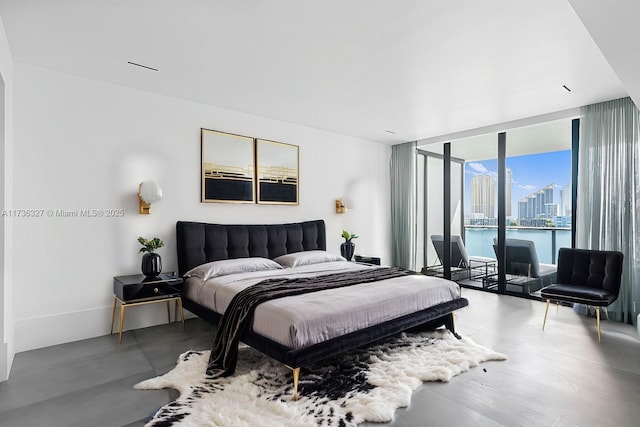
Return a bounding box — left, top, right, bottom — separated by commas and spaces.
578, 97, 640, 325
390, 141, 417, 270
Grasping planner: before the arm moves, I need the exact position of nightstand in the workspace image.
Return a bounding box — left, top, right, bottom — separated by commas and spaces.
354, 255, 381, 265
111, 273, 185, 344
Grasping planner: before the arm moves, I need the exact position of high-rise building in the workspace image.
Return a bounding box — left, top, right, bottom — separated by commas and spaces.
471, 175, 495, 218
545, 203, 559, 218
560, 184, 571, 216
506, 167, 512, 217
518, 183, 555, 219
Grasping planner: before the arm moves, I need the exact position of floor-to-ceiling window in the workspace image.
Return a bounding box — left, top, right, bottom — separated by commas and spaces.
416, 146, 464, 273
417, 118, 576, 298
505, 121, 572, 265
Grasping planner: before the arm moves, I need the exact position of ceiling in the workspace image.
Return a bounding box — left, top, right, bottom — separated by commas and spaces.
0, 0, 635, 144
419, 118, 573, 162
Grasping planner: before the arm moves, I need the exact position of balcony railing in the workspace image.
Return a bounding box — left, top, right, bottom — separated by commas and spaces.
464, 225, 572, 265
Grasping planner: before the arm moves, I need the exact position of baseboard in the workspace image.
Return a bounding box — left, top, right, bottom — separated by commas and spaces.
15, 303, 196, 353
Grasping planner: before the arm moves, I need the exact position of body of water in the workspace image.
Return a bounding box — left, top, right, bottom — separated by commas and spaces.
465, 227, 571, 265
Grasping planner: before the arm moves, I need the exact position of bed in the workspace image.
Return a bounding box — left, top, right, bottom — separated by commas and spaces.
176, 219, 469, 398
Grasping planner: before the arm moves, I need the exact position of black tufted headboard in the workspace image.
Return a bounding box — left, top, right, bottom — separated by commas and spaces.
176, 219, 327, 277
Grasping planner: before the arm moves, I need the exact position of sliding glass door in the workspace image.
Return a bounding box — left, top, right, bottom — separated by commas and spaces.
417, 118, 577, 298
417, 146, 464, 275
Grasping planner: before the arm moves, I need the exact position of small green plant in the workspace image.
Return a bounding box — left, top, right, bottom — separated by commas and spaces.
138, 237, 164, 253
341, 230, 358, 242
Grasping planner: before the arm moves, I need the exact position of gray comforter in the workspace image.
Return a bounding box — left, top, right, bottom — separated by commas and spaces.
185, 261, 461, 349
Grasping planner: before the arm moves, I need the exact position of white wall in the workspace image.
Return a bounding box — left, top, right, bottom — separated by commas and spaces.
0, 16, 14, 381
12, 64, 392, 352
0, 19, 15, 381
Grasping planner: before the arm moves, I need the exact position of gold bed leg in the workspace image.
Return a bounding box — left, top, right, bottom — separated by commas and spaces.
596, 307, 602, 343
292, 367, 300, 401
285, 365, 300, 401
543, 299, 550, 330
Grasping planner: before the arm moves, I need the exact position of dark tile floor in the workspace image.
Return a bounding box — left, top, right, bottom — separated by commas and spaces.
1, 288, 639, 427
0, 316, 214, 427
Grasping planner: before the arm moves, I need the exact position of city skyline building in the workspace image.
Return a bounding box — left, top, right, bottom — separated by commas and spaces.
506, 167, 512, 217
560, 183, 572, 216
464, 151, 571, 229
471, 175, 495, 218
517, 183, 555, 220
545, 203, 559, 218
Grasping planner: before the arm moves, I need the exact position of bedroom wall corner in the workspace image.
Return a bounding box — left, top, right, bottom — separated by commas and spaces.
0, 15, 15, 381
11, 64, 392, 352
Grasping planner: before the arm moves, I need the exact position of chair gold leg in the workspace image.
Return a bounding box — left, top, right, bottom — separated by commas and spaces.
110, 297, 117, 335
596, 307, 601, 343
543, 299, 550, 330
603, 307, 609, 320
556, 302, 559, 314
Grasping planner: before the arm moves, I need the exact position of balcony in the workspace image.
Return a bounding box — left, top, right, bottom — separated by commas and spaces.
464, 225, 571, 264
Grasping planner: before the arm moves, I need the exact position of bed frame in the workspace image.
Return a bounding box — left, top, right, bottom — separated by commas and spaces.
176, 219, 469, 399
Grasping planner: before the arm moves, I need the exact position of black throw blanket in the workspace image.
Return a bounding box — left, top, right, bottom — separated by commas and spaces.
206, 267, 412, 377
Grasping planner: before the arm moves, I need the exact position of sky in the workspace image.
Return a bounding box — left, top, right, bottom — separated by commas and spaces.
464, 150, 572, 216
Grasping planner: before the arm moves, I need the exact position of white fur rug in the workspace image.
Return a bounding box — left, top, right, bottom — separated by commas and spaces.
135, 329, 507, 426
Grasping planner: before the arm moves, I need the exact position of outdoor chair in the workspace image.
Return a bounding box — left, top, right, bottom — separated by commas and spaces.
492, 238, 557, 292
425, 235, 495, 282
541, 248, 623, 342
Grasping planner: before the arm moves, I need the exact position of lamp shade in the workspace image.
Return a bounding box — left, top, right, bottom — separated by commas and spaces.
342, 197, 353, 210
139, 180, 163, 204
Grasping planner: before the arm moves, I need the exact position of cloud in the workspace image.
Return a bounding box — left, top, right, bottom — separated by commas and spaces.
467, 163, 489, 174
518, 184, 537, 191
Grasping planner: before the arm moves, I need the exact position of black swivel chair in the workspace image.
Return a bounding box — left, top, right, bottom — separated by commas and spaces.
541, 247, 624, 343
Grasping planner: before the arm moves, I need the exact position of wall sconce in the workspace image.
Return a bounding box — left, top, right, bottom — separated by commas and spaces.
336, 198, 353, 214
138, 180, 163, 214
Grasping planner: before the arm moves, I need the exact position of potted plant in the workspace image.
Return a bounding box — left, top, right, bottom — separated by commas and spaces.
340, 230, 358, 261
138, 236, 164, 277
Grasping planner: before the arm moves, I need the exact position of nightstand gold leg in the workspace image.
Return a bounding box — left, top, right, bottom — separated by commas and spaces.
118, 304, 126, 345
166, 300, 171, 324
177, 298, 185, 332
110, 297, 117, 335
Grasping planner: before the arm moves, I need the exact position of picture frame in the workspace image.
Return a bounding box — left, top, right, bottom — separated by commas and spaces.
201, 128, 255, 203
255, 139, 299, 205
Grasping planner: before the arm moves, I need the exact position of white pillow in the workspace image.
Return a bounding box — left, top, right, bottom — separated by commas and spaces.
184, 257, 282, 280
274, 250, 346, 268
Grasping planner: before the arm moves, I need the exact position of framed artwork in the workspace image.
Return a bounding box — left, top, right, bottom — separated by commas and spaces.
201, 128, 255, 203
255, 139, 299, 204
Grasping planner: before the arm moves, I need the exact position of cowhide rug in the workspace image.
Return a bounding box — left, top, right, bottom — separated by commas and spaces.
135, 329, 507, 427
